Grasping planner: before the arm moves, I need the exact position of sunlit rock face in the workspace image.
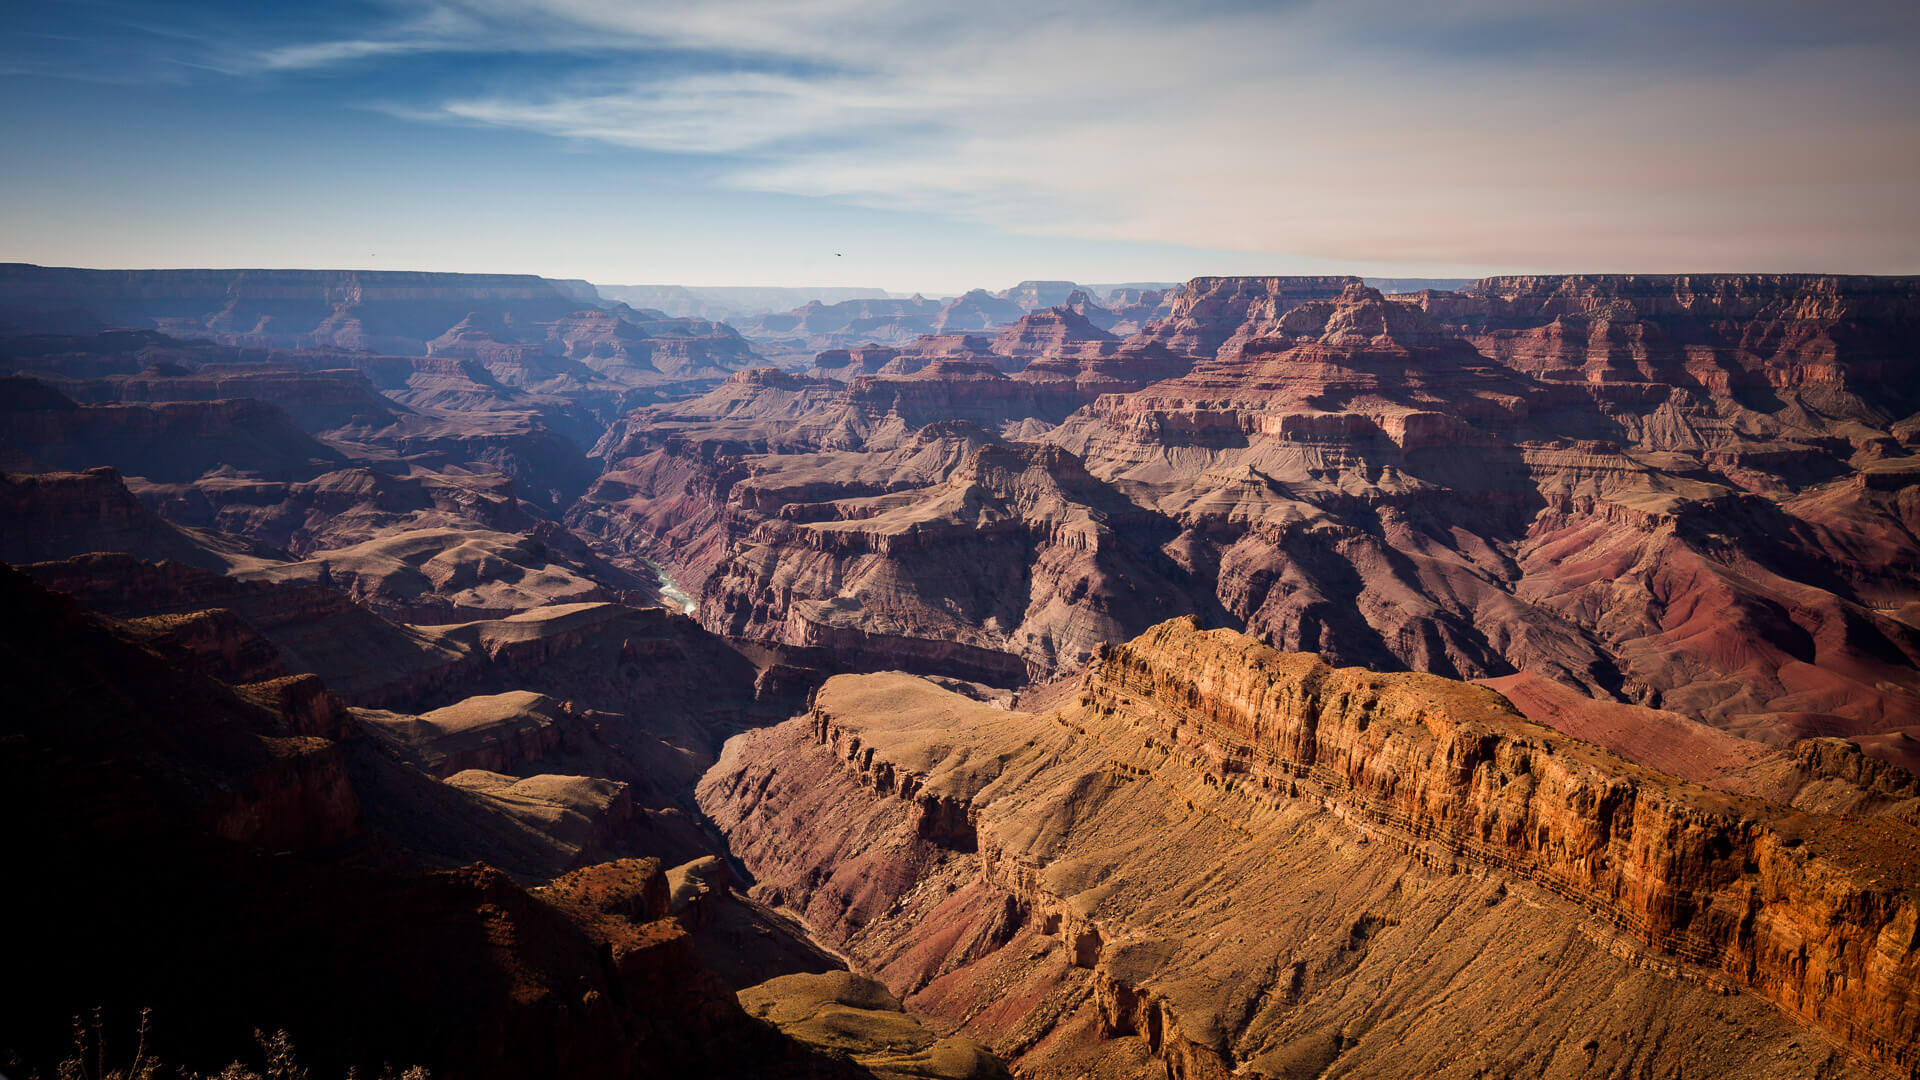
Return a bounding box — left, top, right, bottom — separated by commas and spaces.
701, 618, 1920, 1079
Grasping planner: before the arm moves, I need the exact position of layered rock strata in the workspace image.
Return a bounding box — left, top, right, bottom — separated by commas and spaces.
701, 618, 1920, 1079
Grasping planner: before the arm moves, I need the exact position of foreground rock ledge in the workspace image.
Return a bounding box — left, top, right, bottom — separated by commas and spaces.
699, 617, 1920, 1079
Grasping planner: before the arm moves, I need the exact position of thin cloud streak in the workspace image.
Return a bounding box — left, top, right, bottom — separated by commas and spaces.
354, 0, 1918, 270
19, 0, 1920, 273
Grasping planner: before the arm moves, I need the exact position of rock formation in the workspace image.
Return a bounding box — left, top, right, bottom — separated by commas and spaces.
573, 275, 1920, 745
740, 971, 1010, 1080
701, 618, 1920, 1078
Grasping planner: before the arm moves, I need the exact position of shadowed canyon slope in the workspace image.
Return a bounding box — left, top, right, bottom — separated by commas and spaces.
0, 563, 873, 1078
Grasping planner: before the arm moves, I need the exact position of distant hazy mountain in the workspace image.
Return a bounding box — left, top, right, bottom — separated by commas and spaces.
595, 284, 892, 320
1363, 276, 1476, 294
1081, 281, 1180, 299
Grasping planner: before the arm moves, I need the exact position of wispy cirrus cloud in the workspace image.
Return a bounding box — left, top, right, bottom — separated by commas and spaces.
17, 0, 1920, 272
259, 37, 438, 71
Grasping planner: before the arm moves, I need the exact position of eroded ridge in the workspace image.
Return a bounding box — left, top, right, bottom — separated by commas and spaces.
708, 617, 1920, 1078
1088, 618, 1920, 1070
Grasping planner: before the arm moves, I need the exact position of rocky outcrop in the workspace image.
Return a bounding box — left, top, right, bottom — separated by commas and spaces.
1011, 339, 1190, 402
702, 620, 1920, 1079
1100, 286, 1178, 336
700, 440, 1208, 677
441, 769, 637, 868
1, 468, 248, 570
739, 971, 1010, 1080
20, 551, 480, 703
808, 344, 907, 381
136, 464, 534, 557
356, 690, 582, 777
1, 382, 346, 482
1134, 275, 1360, 358
52, 365, 403, 431
240, 526, 623, 624
546, 307, 761, 383
740, 296, 945, 343
126, 607, 290, 685
843, 360, 1057, 430
734, 284, 1108, 366
988, 304, 1116, 363
1084, 619, 1920, 1071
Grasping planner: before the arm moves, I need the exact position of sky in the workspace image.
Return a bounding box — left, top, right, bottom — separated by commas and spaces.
1, 0, 1916, 294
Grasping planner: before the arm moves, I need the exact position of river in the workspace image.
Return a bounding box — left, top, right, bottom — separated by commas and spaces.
647, 560, 699, 615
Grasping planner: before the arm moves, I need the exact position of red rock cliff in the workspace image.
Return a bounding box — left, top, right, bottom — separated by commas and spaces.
1087, 618, 1920, 1071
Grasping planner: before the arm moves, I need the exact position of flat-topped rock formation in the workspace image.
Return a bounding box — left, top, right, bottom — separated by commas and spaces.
2, 377, 347, 482
45, 363, 404, 430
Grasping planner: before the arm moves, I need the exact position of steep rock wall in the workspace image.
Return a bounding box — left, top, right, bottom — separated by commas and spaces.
702, 620, 1920, 1078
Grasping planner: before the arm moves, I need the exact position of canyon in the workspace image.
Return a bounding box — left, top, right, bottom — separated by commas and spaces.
4, 265, 1919, 1078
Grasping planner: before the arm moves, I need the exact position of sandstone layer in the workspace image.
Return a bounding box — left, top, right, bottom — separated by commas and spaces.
701, 618, 1920, 1078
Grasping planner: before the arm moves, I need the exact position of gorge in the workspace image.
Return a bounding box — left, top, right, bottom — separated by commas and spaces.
3, 265, 1919, 1079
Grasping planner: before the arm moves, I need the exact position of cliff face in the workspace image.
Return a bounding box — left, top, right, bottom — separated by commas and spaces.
1136, 275, 1361, 358
701, 619, 1920, 1079
1428, 273, 1920, 414
2, 382, 347, 483
576, 275, 1920, 737
1089, 620, 1920, 1067
0, 468, 245, 570
699, 440, 1209, 677
1053, 275, 1920, 738
56, 365, 403, 431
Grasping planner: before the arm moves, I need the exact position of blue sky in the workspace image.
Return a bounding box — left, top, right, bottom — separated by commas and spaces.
2, 0, 1916, 292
